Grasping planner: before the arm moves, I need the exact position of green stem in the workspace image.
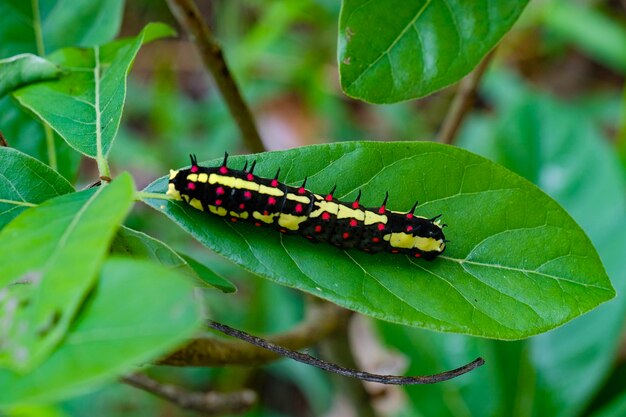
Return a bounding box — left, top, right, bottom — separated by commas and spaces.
93, 46, 111, 179
135, 191, 171, 201
0, 199, 36, 207
31, 0, 58, 172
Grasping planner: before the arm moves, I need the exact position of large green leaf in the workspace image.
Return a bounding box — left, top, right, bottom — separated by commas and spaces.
0, 174, 134, 371
459, 72, 626, 416
0, 54, 60, 98
0, 0, 125, 58
338, 0, 529, 103
0, 258, 202, 407
0, 147, 74, 229
143, 142, 613, 340
12, 23, 175, 158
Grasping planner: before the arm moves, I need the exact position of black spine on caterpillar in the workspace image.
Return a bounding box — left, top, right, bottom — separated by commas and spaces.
167, 154, 446, 260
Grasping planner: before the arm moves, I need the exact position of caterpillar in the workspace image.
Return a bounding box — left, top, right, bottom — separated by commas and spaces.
166, 154, 446, 260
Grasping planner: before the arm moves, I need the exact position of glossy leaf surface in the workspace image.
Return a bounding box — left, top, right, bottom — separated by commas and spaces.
338, 0, 529, 103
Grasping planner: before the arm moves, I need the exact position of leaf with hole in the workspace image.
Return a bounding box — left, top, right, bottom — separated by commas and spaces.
142, 142, 614, 340
0, 258, 202, 407
0, 173, 134, 371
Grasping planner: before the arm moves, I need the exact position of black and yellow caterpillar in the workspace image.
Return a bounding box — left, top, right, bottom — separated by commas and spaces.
167, 154, 446, 260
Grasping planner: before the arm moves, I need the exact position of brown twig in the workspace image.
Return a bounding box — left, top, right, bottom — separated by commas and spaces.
122, 373, 257, 415
208, 320, 485, 385
166, 0, 265, 153
0, 131, 8, 147
160, 299, 350, 366
438, 50, 496, 145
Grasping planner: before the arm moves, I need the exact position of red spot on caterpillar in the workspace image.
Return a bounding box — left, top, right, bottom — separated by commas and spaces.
216, 186, 224, 195
295, 204, 303, 213
351, 201, 359, 209
407, 213, 414, 219
268, 197, 277, 205
378, 206, 386, 214
255, 222, 262, 227
190, 165, 198, 173
321, 212, 331, 220
349, 219, 358, 227
187, 182, 196, 190
342, 232, 350, 239
215, 199, 222, 206
391, 249, 399, 254
244, 190, 252, 199
239, 203, 245, 210
406, 226, 413, 232
230, 218, 237, 222
219, 166, 228, 174
263, 210, 269, 215
247, 173, 254, 181
372, 237, 380, 243
298, 187, 306, 195
325, 194, 333, 201
414, 253, 421, 258
377, 223, 385, 231
271, 179, 279, 187
314, 225, 322, 233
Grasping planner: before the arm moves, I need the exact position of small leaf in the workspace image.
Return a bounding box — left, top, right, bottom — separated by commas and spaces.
142, 142, 614, 340
0, 173, 134, 371
12, 23, 176, 158
0, 54, 60, 98
179, 253, 237, 293
0, 147, 74, 229
338, 0, 529, 103
0, 258, 202, 407
110, 226, 236, 292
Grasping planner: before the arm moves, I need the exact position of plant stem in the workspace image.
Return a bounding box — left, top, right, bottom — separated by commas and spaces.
438, 50, 496, 145
31, 0, 58, 171
123, 373, 257, 414
165, 0, 265, 153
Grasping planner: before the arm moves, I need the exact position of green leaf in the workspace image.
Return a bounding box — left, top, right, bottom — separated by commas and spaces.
110, 226, 237, 292
142, 142, 613, 340
0, 258, 202, 407
12, 23, 175, 158
460, 80, 626, 416
338, 0, 529, 103
0, 98, 81, 183
0, 54, 60, 98
179, 253, 237, 293
0, 0, 125, 58
0, 147, 73, 229
0, 173, 134, 371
